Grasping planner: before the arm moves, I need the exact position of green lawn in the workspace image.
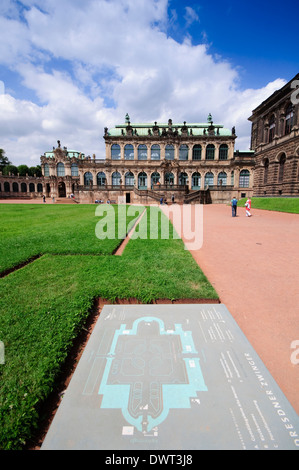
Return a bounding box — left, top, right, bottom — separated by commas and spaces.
0, 204, 217, 449
237, 197, 299, 214
0, 204, 140, 273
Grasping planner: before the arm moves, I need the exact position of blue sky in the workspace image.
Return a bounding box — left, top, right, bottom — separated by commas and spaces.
0, 0, 298, 166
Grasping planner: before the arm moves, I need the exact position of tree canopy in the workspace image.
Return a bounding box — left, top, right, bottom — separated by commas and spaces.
0, 149, 11, 171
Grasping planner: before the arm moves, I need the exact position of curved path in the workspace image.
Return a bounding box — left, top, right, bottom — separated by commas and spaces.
163, 203, 299, 415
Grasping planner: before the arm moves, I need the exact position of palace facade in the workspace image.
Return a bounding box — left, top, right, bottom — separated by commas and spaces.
37, 114, 254, 204
249, 73, 299, 197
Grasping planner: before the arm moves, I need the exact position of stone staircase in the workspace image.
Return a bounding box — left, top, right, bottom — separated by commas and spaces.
55, 198, 79, 204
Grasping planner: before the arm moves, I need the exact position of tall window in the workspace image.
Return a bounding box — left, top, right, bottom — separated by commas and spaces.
192, 145, 202, 160
179, 145, 188, 161
192, 172, 201, 189
206, 144, 215, 160
231, 171, 234, 186
138, 144, 147, 160
29, 183, 35, 192
125, 171, 134, 186
285, 104, 294, 135
124, 144, 134, 160
204, 172, 214, 187
264, 159, 269, 184
71, 163, 79, 176
151, 145, 160, 160
165, 172, 174, 185
217, 172, 227, 186
111, 144, 120, 160
278, 154, 286, 182
219, 144, 228, 160
165, 145, 174, 160
151, 172, 160, 186
239, 170, 250, 188
44, 163, 50, 176
179, 172, 188, 185
21, 183, 27, 193
269, 115, 275, 142
4, 182, 10, 192
97, 172, 106, 186
112, 171, 121, 186
57, 162, 65, 177
138, 172, 147, 189
84, 172, 93, 186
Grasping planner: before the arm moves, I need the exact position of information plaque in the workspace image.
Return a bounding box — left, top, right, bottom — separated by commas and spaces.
42, 304, 299, 450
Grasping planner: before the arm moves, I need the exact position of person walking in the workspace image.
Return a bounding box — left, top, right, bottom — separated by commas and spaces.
231, 196, 237, 217
245, 197, 252, 217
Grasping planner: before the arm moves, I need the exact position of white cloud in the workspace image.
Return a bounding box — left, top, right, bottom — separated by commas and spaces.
184, 6, 200, 27
0, 0, 288, 165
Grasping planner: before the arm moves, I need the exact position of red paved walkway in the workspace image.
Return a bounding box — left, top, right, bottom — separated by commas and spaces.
179, 204, 299, 415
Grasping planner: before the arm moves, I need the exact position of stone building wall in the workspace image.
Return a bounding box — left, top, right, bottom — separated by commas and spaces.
249, 73, 299, 197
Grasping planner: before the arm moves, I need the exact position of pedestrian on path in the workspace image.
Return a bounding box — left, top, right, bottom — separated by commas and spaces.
231, 196, 237, 217
245, 197, 252, 217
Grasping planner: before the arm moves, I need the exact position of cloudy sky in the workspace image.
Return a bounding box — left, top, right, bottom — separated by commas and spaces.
0, 0, 298, 166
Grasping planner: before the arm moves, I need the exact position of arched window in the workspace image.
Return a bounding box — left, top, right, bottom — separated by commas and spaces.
217, 172, 227, 186
112, 171, 121, 186
29, 183, 35, 192
179, 145, 188, 161
151, 172, 160, 186
165, 144, 174, 160
21, 182, 27, 193
231, 171, 234, 186
4, 182, 10, 192
125, 171, 134, 187
192, 145, 202, 160
285, 104, 294, 135
124, 144, 134, 160
278, 154, 286, 182
219, 144, 228, 160
97, 172, 106, 186
37, 183, 43, 193
206, 144, 215, 160
111, 144, 120, 160
44, 163, 50, 177
138, 144, 147, 160
165, 172, 174, 185
264, 159, 269, 184
179, 172, 188, 185
239, 170, 250, 188
192, 172, 201, 189
57, 162, 65, 177
71, 163, 79, 177
84, 172, 93, 186
269, 115, 275, 142
151, 145, 160, 160
204, 172, 214, 187
13, 182, 19, 192
138, 172, 147, 189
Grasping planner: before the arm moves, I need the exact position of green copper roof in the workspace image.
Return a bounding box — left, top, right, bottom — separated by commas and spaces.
44, 150, 85, 158
107, 121, 232, 137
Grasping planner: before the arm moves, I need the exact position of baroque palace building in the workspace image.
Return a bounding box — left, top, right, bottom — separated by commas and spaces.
249, 73, 299, 197
36, 114, 254, 204
1, 76, 298, 204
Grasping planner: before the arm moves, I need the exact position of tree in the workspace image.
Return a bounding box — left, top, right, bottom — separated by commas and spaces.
17, 165, 30, 176
0, 149, 11, 171
2, 165, 18, 176
29, 166, 42, 177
